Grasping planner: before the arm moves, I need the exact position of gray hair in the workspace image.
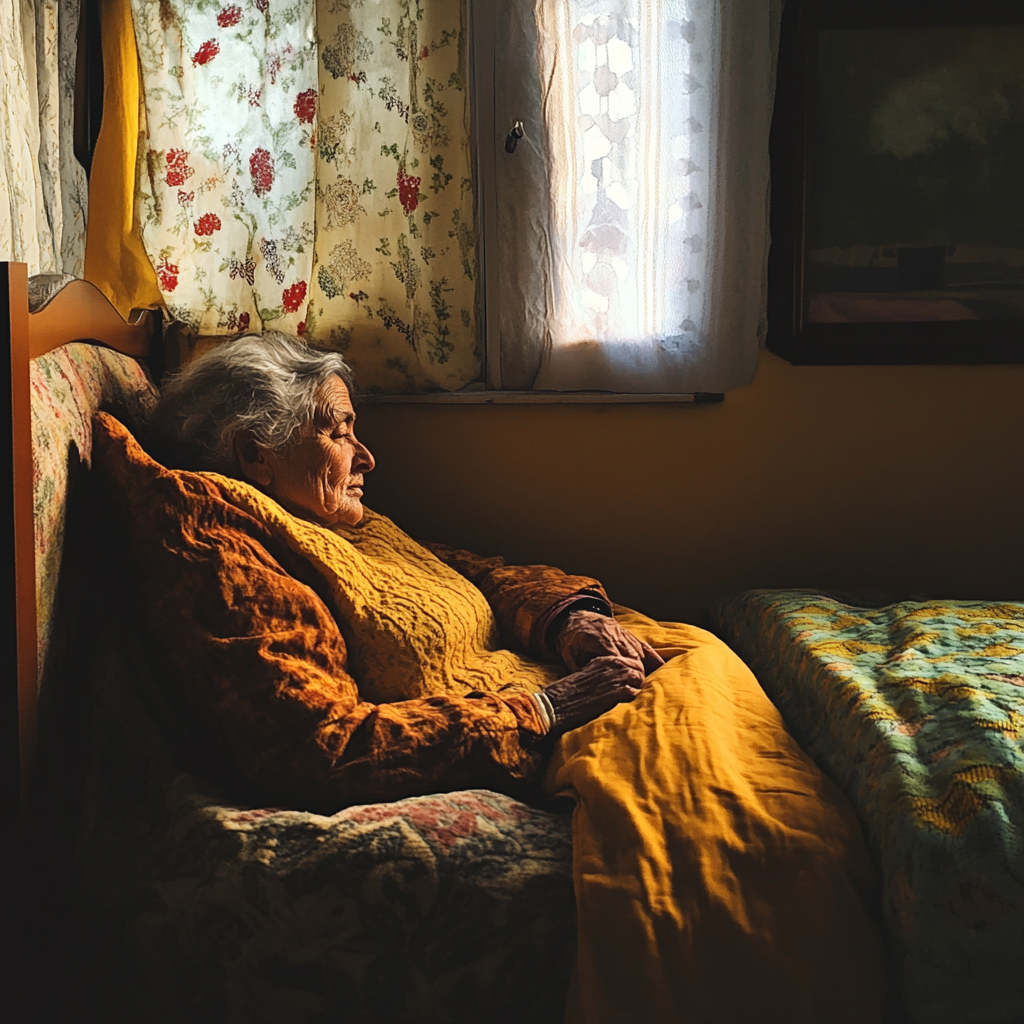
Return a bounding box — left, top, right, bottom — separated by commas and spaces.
147, 331, 356, 473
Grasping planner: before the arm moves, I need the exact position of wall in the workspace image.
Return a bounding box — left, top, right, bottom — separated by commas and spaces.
356, 351, 1024, 625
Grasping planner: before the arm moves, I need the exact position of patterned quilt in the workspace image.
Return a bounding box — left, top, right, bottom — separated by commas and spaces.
710, 590, 1024, 1024
31, 341, 158, 690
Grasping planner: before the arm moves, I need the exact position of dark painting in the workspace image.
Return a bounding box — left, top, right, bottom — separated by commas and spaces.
807, 25, 1024, 324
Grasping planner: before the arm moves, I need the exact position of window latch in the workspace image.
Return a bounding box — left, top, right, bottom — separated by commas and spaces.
504, 120, 525, 154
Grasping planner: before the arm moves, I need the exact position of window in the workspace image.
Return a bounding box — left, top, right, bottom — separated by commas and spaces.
112, 0, 778, 399
470, 0, 780, 398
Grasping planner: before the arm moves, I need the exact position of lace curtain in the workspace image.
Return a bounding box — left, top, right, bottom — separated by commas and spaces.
499, 0, 779, 393
0, 0, 88, 277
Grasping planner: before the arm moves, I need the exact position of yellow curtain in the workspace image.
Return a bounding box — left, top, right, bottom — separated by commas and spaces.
83, 0, 162, 319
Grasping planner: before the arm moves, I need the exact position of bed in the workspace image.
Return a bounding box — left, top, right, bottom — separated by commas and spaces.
710, 589, 1024, 1024
12, 262, 1014, 1024
5, 264, 575, 1023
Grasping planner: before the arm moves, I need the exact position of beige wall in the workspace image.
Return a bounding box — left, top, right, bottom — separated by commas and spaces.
356, 351, 1024, 625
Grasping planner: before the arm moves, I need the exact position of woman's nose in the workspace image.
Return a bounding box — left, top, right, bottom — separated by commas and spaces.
354, 438, 375, 472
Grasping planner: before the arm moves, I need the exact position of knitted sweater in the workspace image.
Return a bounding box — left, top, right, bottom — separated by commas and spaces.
93, 411, 608, 811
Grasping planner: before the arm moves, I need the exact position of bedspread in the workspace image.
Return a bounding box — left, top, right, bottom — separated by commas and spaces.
710, 590, 1024, 1024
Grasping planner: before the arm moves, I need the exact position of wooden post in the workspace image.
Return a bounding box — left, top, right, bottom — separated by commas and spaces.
1, 263, 37, 813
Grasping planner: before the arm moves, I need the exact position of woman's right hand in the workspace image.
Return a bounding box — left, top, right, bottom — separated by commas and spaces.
539, 655, 644, 734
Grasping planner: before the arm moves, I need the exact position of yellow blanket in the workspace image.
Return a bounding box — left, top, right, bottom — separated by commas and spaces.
211, 477, 887, 1021
549, 608, 887, 1023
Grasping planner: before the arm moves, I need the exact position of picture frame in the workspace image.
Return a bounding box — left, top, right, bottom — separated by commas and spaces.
767, 0, 1024, 364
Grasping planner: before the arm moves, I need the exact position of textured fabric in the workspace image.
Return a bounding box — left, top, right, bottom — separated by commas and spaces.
307, 0, 479, 393
547, 606, 887, 1024
496, 0, 779, 392
131, 0, 317, 334
419, 542, 610, 660
0, 0, 87, 275
709, 590, 1024, 1024
91, 413, 617, 811
84, 0, 164, 320
75, 620, 576, 1024
30, 344, 158, 691
216, 480, 567, 703
28, 272, 76, 312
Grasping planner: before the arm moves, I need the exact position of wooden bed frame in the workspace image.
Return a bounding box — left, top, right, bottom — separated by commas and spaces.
1, 261, 162, 823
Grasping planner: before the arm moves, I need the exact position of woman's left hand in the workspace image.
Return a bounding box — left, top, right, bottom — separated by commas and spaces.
557, 610, 665, 676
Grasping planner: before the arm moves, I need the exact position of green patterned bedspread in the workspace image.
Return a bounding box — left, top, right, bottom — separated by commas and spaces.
709, 591, 1024, 1024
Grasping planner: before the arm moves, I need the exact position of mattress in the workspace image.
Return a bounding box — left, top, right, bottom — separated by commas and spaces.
710, 590, 1024, 1024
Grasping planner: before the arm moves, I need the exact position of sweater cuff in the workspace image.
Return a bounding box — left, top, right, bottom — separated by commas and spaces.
532, 690, 556, 733
534, 591, 613, 661
502, 692, 550, 740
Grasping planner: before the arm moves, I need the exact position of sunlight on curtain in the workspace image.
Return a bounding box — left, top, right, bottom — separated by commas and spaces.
131, 0, 317, 335
524, 0, 778, 392
308, 0, 478, 393
0, 0, 87, 276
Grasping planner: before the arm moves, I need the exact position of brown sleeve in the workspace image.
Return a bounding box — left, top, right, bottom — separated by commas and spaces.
93, 412, 548, 813
424, 543, 611, 660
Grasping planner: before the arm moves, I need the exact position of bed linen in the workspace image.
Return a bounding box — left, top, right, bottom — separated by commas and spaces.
710, 590, 1024, 1024
31, 340, 158, 689
548, 607, 886, 1024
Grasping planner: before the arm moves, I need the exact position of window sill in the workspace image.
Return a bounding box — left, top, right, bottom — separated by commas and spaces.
359, 391, 725, 405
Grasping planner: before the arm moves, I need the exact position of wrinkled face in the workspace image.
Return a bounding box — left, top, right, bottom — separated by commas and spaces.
239, 376, 375, 527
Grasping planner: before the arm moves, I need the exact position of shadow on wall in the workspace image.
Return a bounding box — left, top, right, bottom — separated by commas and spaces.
356, 351, 1024, 625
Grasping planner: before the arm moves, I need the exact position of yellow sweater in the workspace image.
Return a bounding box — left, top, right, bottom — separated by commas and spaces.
218, 480, 561, 703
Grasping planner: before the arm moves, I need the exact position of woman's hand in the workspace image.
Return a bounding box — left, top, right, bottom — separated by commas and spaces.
557, 609, 665, 676
539, 655, 644, 734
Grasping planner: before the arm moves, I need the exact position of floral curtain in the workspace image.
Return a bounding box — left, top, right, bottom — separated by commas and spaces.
307, 0, 478, 393
131, 0, 318, 335
0, 0, 88, 276
129, 0, 478, 392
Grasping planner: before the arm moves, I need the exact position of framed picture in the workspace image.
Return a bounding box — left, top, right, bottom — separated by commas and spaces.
768, 0, 1024, 364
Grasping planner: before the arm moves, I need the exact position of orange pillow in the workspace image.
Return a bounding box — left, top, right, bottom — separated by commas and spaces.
91, 412, 362, 807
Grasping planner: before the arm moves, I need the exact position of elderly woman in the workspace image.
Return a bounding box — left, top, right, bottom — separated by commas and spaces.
101, 330, 663, 809
94, 331, 887, 1024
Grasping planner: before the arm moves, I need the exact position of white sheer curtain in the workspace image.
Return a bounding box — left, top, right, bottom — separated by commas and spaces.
0, 0, 88, 277
497, 0, 779, 393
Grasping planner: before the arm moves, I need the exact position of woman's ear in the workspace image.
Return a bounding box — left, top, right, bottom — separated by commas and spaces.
233, 430, 274, 487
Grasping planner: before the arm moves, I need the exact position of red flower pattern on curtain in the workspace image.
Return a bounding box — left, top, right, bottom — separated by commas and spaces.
294, 89, 317, 124
132, 0, 316, 334
130, 0, 478, 391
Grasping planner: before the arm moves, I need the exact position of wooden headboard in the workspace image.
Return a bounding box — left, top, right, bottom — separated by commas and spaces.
1, 262, 162, 819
